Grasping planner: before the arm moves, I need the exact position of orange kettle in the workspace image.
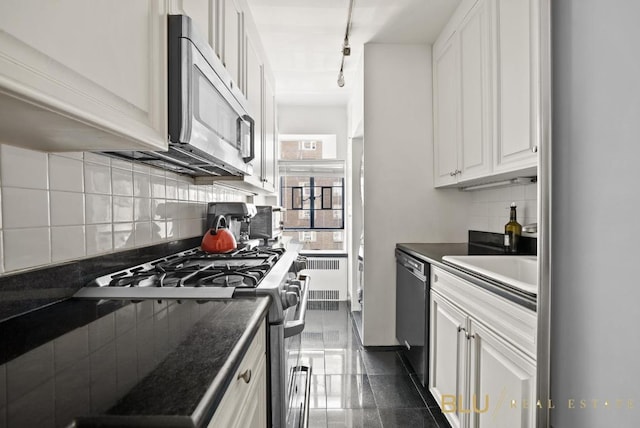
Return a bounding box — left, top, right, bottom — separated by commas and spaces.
201, 215, 237, 253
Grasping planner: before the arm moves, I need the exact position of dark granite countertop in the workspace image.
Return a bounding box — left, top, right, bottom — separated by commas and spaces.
397, 242, 537, 311
1, 296, 270, 428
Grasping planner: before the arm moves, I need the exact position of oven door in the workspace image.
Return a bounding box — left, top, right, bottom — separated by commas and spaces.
284, 275, 311, 428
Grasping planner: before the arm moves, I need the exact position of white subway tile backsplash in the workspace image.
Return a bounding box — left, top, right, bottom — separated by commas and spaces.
153, 221, 167, 242
2, 188, 49, 228
111, 158, 132, 171
84, 162, 111, 195
134, 172, 151, 198
3, 228, 51, 271
0, 145, 48, 189
152, 199, 166, 221
467, 182, 538, 234
134, 222, 153, 246
86, 224, 113, 256
49, 155, 83, 192
0, 145, 247, 275
113, 223, 134, 250
50, 191, 84, 226
51, 226, 86, 262
165, 179, 177, 200
134, 198, 152, 222
151, 175, 166, 199
85, 194, 112, 224
84, 152, 110, 165
112, 168, 133, 196
178, 182, 189, 200
113, 196, 134, 223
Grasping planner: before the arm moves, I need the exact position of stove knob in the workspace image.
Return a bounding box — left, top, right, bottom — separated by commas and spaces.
292, 256, 307, 272
284, 291, 299, 308
287, 283, 301, 295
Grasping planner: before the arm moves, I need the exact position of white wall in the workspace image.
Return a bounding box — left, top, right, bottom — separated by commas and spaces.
0, 144, 245, 275
278, 105, 349, 161
551, 1, 640, 427
361, 43, 471, 346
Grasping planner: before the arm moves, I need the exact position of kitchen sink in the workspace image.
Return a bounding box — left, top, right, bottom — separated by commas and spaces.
442, 255, 538, 295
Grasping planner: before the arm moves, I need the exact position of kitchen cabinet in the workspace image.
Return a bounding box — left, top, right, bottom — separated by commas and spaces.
433, 0, 492, 188
221, 0, 245, 94
180, 0, 218, 56
429, 266, 536, 428
208, 319, 267, 428
493, 0, 539, 172
0, 0, 168, 152
262, 77, 277, 192
432, 0, 538, 188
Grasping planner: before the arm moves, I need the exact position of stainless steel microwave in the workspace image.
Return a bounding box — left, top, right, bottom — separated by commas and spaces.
105, 15, 255, 177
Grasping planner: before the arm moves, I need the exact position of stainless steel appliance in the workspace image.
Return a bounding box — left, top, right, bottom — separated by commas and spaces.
106, 15, 255, 177
250, 205, 284, 243
74, 245, 311, 428
206, 202, 258, 246
395, 248, 429, 386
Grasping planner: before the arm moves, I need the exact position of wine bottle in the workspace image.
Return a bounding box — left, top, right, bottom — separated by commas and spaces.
504, 202, 522, 253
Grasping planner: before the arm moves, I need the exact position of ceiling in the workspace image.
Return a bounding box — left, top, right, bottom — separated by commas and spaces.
245, 0, 461, 107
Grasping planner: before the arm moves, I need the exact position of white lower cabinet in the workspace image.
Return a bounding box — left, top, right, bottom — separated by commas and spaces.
208, 320, 267, 428
429, 267, 536, 428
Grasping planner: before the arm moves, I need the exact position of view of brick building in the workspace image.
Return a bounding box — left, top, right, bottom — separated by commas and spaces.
279, 139, 344, 251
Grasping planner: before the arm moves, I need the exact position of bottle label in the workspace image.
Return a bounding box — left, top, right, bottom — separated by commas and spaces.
504, 234, 510, 246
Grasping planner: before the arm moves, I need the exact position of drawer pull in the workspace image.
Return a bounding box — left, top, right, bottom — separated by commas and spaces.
237, 369, 252, 384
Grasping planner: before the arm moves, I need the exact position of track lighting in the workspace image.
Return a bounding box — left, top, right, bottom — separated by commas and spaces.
337, 0, 354, 87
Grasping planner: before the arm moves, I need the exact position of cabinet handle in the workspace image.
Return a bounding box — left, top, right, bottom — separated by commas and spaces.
449, 171, 456, 177
466, 333, 476, 340
457, 326, 466, 334
532, 146, 538, 153
434, 274, 438, 283
237, 369, 252, 384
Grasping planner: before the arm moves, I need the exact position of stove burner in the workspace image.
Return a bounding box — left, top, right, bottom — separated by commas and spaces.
101, 246, 285, 289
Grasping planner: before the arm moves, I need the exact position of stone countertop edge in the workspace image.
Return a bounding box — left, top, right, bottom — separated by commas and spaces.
74, 296, 271, 428
396, 243, 537, 312
191, 296, 271, 427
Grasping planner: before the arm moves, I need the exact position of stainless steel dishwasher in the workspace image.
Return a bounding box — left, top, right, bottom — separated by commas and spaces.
395, 249, 429, 386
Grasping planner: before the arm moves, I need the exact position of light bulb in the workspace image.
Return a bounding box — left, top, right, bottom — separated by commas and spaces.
337, 70, 345, 87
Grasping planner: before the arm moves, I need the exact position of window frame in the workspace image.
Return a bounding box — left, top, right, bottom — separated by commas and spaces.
280, 176, 345, 230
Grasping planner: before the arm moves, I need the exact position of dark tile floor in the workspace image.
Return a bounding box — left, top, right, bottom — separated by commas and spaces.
302, 301, 451, 428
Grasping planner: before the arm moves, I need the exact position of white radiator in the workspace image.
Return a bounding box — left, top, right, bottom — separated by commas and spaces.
301, 256, 348, 301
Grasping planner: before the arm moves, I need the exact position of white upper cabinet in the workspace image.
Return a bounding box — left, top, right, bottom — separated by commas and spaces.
433, 33, 461, 187
493, 0, 539, 172
459, 0, 492, 181
221, 0, 244, 94
432, 0, 539, 188
263, 77, 277, 192
180, 0, 218, 55
433, 0, 492, 187
0, 0, 168, 152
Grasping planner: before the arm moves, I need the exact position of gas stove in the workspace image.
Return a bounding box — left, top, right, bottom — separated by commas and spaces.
74, 245, 307, 324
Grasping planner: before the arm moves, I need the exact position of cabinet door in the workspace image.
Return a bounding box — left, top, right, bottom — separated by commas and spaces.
493, 0, 538, 172
232, 354, 267, 428
433, 34, 461, 187
181, 0, 218, 56
222, 0, 244, 93
245, 35, 263, 184
263, 77, 277, 192
0, 0, 167, 152
468, 320, 536, 428
459, 0, 493, 181
430, 291, 468, 428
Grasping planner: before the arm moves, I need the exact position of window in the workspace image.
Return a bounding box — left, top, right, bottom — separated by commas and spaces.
279, 135, 344, 251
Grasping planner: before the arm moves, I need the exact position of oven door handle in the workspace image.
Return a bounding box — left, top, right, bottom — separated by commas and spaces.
284, 275, 310, 338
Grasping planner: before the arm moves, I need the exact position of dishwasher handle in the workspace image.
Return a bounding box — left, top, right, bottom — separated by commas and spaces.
396, 251, 427, 282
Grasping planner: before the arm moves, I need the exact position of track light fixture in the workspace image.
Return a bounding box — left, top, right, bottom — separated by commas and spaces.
337, 0, 354, 87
